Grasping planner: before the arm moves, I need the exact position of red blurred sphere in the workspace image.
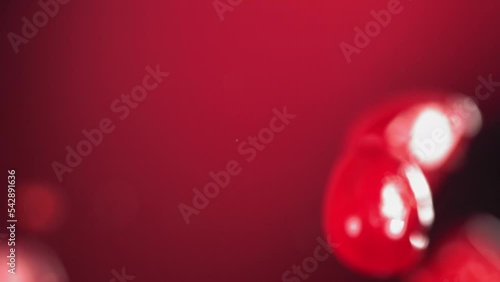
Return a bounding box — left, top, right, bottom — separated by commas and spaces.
323, 93, 482, 277
324, 141, 431, 277
17, 182, 68, 233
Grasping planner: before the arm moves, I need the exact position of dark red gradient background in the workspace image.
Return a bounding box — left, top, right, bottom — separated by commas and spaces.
2, 0, 500, 281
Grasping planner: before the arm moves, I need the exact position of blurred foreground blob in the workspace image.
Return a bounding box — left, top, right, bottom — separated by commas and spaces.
384, 95, 481, 179
17, 182, 68, 234
405, 214, 500, 282
323, 93, 482, 277
324, 145, 433, 276
0, 239, 68, 282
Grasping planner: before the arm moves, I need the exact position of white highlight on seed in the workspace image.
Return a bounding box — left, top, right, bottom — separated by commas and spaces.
345, 216, 362, 238
389, 219, 406, 237
410, 107, 454, 168
409, 232, 429, 250
405, 165, 435, 227
381, 183, 406, 219
381, 182, 408, 239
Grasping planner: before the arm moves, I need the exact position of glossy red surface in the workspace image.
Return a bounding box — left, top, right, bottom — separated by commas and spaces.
323, 94, 482, 277
324, 140, 429, 277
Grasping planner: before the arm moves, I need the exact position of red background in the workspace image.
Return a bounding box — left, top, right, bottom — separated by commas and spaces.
2, 0, 500, 281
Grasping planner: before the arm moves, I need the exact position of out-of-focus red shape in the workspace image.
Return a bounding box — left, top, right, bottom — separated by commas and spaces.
405, 214, 500, 282
386, 96, 481, 177
323, 141, 430, 277
0, 239, 68, 282
346, 93, 481, 186
17, 182, 68, 233
323, 93, 482, 277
